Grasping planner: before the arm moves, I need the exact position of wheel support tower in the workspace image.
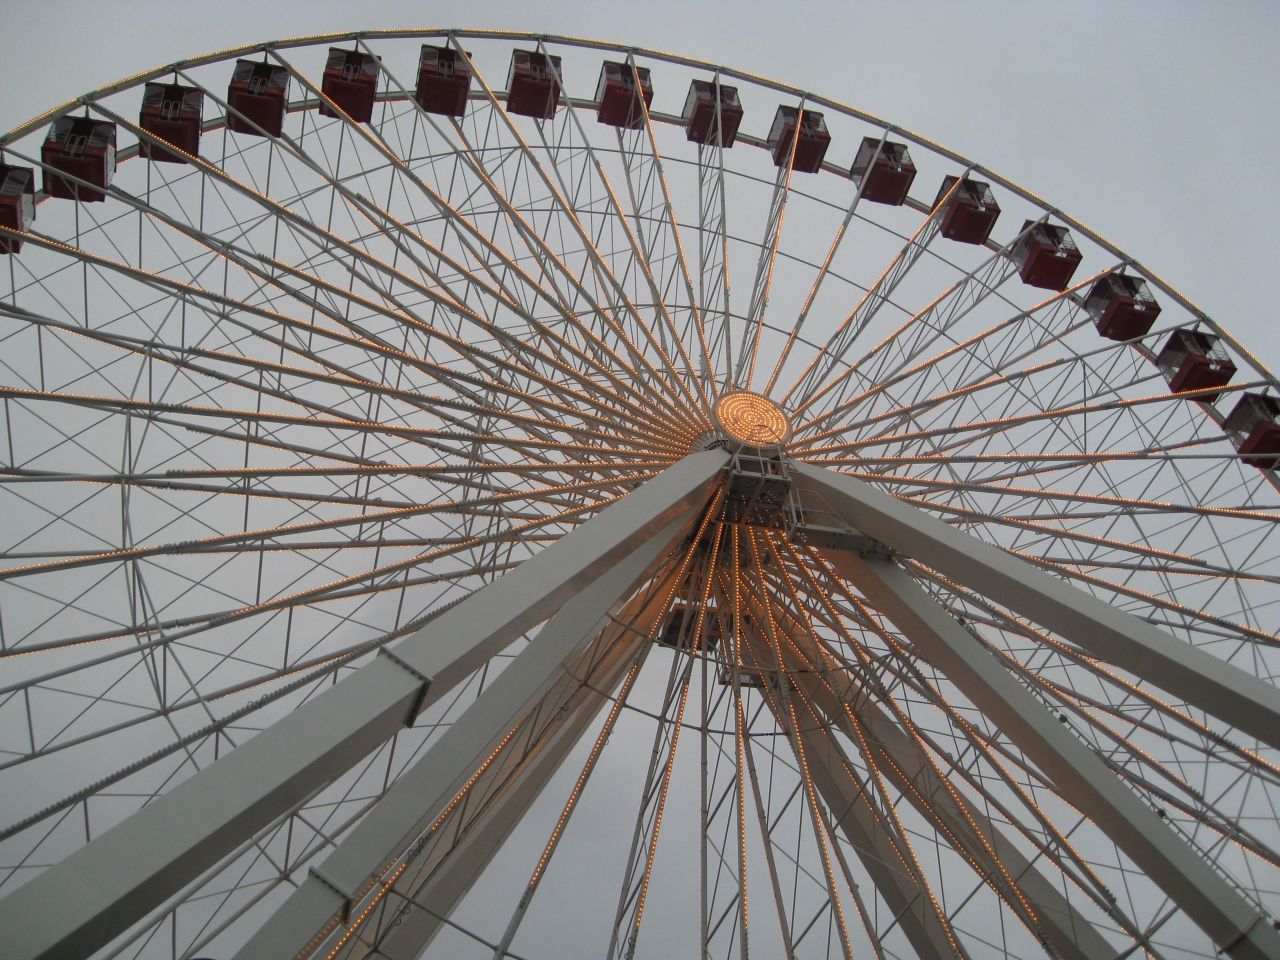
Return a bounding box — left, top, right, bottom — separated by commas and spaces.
2, 452, 1278, 960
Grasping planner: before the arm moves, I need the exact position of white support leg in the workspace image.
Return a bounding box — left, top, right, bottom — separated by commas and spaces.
822, 545, 1280, 960
789, 460, 1280, 752
0, 450, 727, 960
746, 634, 967, 960
235, 516, 686, 959
788, 651, 1119, 960
367, 587, 667, 960
740, 573, 1119, 959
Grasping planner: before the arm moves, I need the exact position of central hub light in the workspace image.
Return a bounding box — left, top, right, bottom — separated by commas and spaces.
714, 390, 792, 448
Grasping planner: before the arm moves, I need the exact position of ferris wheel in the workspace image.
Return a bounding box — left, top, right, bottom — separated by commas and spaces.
0, 28, 1278, 960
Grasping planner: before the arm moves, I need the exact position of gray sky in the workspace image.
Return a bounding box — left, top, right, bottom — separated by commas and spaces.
3, 0, 1278, 368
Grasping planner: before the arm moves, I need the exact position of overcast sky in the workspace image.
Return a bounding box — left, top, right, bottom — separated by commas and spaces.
3, 0, 1277, 369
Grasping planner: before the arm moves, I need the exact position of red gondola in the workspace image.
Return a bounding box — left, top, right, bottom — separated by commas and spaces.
768, 106, 829, 173
595, 61, 653, 129
850, 136, 916, 205
1155, 329, 1236, 399
227, 60, 289, 137
682, 79, 743, 146
1009, 220, 1082, 291
319, 48, 379, 123
415, 45, 471, 118
0, 163, 36, 254
506, 50, 561, 119
42, 117, 116, 202
139, 82, 203, 163
1223, 393, 1280, 469
1084, 273, 1162, 341
932, 175, 1000, 244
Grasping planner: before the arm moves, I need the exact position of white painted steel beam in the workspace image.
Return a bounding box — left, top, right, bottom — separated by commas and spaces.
741, 577, 1119, 958
789, 460, 1280, 752
787, 652, 1119, 960
745, 631, 967, 960
235, 518, 686, 959
0, 450, 727, 960
823, 546, 1280, 960
362, 588, 665, 960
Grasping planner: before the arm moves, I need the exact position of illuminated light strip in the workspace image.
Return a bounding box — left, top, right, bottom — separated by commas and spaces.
791, 375, 1264, 457
802, 549, 1124, 910
831, 469, 1280, 525
977, 546, 1280, 648
527, 657, 645, 886
777, 170, 962, 405
0, 381, 636, 451
1011, 557, 1269, 585
451, 40, 711, 435
761, 536, 963, 954
628, 53, 718, 408
740, 532, 858, 956
0, 472, 636, 580
741, 112, 800, 393
0, 461, 677, 484
530, 45, 712, 424
790, 265, 1111, 439
727, 525, 751, 942
631, 669, 694, 935
91, 99, 688, 453
321, 724, 524, 960
881, 489, 1262, 584
738, 566, 1064, 940
808, 442, 1231, 468
790, 264, 1108, 437
806, 356, 1063, 443
625, 492, 729, 945
0, 381, 670, 476
781, 696, 859, 960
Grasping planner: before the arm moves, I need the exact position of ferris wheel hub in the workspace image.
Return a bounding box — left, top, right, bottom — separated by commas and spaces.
713, 390, 792, 449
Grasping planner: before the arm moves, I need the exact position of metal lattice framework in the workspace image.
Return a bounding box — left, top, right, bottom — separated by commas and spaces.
0, 29, 1278, 960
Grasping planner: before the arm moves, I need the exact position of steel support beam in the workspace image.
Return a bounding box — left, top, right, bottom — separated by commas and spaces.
822, 546, 1280, 960
744, 627, 966, 960
364, 588, 666, 960
789, 460, 1280, 752
236, 518, 686, 959
0, 450, 727, 960
785, 648, 1119, 960
739, 572, 1119, 958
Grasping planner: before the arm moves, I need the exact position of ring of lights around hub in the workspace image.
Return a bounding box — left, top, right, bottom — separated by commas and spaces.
714, 391, 793, 447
